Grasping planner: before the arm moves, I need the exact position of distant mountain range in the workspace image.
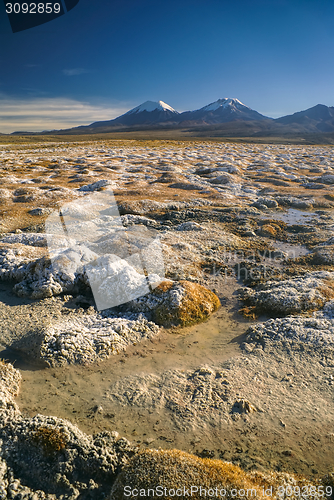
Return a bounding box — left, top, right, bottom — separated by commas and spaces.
275, 104, 334, 133
6, 99, 334, 137
76, 98, 270, 132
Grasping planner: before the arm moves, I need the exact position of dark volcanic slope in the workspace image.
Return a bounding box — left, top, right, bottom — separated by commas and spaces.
275, 104, 334, 132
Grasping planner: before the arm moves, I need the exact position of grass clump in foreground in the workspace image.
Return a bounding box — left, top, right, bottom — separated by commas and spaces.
153, 280, 220, 327
110, 448, 328, 500
32, 426, 67, 456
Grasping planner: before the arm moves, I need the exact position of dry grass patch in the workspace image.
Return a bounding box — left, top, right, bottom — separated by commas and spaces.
110, 448, 325, 500
32, 426, 67, 456
153, 280, 220, 327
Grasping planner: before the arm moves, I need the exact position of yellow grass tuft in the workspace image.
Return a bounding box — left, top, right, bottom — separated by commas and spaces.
153, 280, 220, 327
32, 426, 67, 456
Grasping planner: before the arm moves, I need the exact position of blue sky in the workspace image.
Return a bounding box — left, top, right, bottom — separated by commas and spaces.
1, 0, 334, 132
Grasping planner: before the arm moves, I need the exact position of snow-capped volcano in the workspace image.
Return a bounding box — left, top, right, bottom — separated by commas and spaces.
126, 100, 177, 114
200, 98, 250, 112
88, 100, 179, 129
111, 100, 179, 126
178, 98, 268, 124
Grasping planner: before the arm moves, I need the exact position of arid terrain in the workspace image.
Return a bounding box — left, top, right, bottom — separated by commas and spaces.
0, 137, 334, 498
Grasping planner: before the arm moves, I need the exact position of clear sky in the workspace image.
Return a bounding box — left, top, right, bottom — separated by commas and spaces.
1, 0, 334, 132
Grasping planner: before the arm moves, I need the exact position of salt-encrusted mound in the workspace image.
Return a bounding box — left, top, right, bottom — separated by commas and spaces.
246, 300, 334, 356
0, 361, 21, 415
125, 280, 220, 327
175, 221, 204, 231
39, 313, 160, 367
242, 271, 334, 315
0, 189, 12, 204
275, 196, 314, 209
117, 198, 212, 215
0, 362, 135, 498
312, 238, 334, 265
34, 281, 219, 366
0, 223, 163, 301
77, 179, 114, 191
0, 233, 86, 299
120, 214, 159, 227
110, 449, 323, 500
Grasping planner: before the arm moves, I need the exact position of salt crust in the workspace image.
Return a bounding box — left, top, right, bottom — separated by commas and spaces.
246, 299, 334, 355
40, 313, 160, 367
242, 271, 334, 314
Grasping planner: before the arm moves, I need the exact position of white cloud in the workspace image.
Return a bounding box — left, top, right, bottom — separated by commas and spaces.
63, 68, 89, 76
0, 97, 129, 133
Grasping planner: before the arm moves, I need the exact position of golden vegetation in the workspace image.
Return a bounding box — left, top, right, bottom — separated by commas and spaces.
110, 448, 326, 500
317, 278, 334, 301
153, 280, 220, 327
32, 426, 67, 456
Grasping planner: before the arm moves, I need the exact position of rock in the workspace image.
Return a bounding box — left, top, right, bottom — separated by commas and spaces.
126, 280, 220, 327
276, 196, 314, 209
168, 182, 205, 190
256, 197, 278, 208
312, 240, 334, 265
120, 214, 159, 227
258, 224, 277, 237
209, 173, 233, 185
246, 300, 334, 356
232, 398, 257, 414
78, 179, 113, 192
176, 221, 204, 231
39, 313, 160, 367
28, 208, 52, 216
1, 232, 48, 247
242, 271, 334, 315
253, 202, 268, 211
320, 174, 334, 184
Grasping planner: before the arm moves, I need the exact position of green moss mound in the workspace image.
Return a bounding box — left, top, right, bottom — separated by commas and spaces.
153, 280, 221, 327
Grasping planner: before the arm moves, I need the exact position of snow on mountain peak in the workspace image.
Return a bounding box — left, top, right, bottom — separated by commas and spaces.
200, 98, 250, 112
127, 100, 178, 114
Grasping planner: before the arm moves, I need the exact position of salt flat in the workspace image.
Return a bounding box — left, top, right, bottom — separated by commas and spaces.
0, 139, 334, 497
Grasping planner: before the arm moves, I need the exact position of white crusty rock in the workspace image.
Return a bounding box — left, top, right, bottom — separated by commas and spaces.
39, 313, 160, 367
1, 232, 48, 247
242, 271, 334, 314
319, 174, 334, 184
175, 221, 204, 231
78, 179, 114, 191
245, 300, 334, 356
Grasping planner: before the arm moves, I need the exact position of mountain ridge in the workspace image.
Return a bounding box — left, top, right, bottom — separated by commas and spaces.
5, 100, 334, 137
